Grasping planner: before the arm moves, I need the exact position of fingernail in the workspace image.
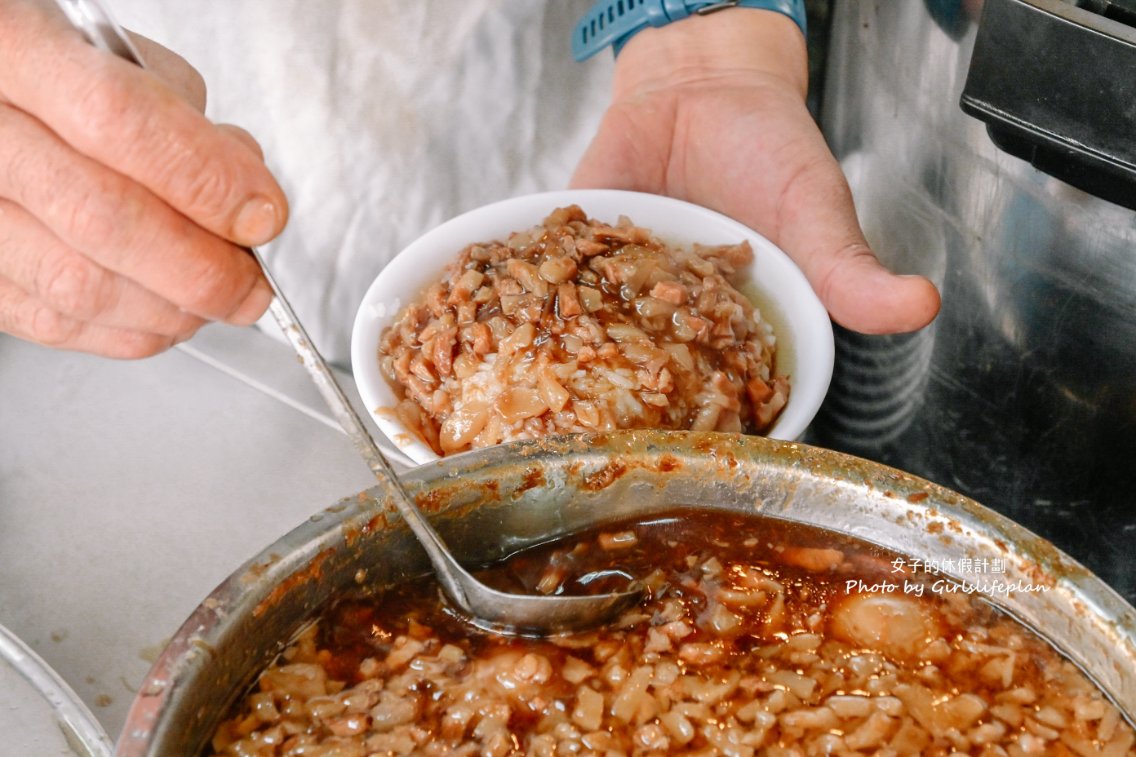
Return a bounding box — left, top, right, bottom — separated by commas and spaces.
230, 277, 274, 326
233, 196, 281, 245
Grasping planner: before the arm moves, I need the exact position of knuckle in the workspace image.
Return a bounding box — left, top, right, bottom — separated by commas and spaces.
814, 244, 860, 292
3, 123, 57, 209
58, 175, 126, 250
178, 160, 236, 220
3, 127, 33, 187
38, 254, 114, 321
813, 242, 877, 313
74, 75, 136, 148
26, 302, 82, 346
0, 109, 139, 253
141, 129, 246, 230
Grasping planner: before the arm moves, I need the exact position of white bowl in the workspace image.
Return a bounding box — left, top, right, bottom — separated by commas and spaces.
351, 189, 834, 465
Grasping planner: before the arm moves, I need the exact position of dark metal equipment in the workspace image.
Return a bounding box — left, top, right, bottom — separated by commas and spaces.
812, 0, 1136, 605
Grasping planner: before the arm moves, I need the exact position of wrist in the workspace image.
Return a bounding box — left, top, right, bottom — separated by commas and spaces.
611, 8, 808, 100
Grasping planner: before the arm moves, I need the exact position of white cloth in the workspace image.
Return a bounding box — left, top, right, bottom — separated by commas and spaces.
110, 0, 614, 367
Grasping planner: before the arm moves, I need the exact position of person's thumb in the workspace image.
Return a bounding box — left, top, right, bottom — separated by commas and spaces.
773, 157, 940, 335
807, 241, 941, 334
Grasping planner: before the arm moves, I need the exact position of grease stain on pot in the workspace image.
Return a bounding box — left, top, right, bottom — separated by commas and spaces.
253, 548, 335, 619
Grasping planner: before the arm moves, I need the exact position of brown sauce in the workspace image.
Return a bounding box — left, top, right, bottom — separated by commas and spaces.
208, 509, 1135, 756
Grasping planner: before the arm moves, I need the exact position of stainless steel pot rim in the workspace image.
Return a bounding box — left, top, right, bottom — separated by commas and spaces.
118, 430, 1136, 754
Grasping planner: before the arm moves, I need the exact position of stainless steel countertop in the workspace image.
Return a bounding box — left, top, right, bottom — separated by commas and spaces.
0, 325, 379, 749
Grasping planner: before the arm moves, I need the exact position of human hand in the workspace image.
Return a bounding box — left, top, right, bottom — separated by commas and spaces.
0, 0, 288, 358
571, 9, 940, 334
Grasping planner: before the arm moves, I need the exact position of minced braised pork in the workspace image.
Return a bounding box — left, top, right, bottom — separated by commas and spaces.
208, 510, 1136, 757
377, 206, 789, 456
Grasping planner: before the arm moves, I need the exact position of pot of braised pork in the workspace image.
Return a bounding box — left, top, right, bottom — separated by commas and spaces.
118, 431, 1136, 756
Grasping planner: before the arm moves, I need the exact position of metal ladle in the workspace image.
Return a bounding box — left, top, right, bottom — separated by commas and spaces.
252, 257, 644, 634
58, 0, 642, 635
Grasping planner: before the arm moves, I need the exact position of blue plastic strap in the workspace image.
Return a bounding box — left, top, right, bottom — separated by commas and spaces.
572, 0, 807, 62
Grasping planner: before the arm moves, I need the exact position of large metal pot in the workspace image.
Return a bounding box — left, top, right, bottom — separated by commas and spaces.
116, 431, 1134, 755
811, 0, 1136, 607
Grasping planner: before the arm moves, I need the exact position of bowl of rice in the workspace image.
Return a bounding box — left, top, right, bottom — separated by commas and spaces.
351, 189, 834, 464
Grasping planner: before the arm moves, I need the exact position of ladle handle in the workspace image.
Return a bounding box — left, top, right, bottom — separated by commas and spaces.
55, 0, 474, 607
250, 248, 472, 606
55, 0, 147, 64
